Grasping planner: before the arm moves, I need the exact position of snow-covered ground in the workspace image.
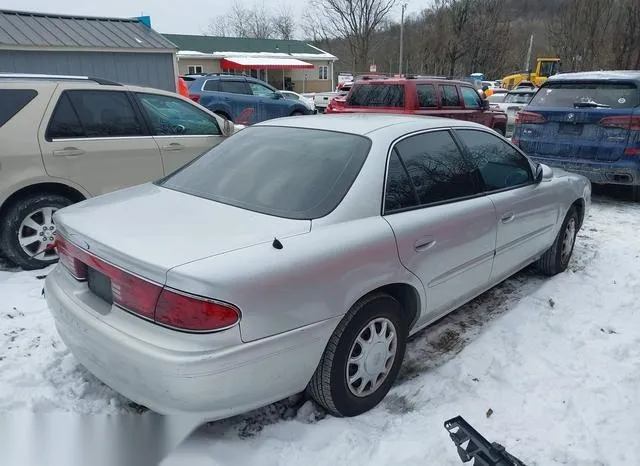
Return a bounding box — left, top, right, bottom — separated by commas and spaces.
2, 190, 640, 465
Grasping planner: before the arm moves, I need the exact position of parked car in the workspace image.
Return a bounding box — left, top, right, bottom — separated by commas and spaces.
301, 91, 339, 113
279, 90, 317, 113
0, 73, 240, 270
186, 73, 313, 124
325, 77, 508, 135
45, 114, 590, 422
512, 70, 640, 200
492, 88, 537, 136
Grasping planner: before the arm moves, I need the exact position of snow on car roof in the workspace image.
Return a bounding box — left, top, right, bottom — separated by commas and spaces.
548, 70, 640, 83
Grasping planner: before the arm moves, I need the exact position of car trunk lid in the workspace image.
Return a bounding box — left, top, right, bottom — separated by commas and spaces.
515, 80, 639, 162
54, 183, 311, 285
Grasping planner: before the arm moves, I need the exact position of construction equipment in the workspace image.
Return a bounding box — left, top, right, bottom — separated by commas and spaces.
501, 57, 561, 90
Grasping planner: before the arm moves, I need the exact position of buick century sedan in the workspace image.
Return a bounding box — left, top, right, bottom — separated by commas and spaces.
45, 114, 591, 421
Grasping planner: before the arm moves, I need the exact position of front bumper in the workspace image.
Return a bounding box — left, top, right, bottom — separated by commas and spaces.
45, 266, 339, 420
527, 155, 640, 186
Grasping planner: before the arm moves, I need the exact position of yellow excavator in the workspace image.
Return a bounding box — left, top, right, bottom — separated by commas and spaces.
501, 57, 561, 90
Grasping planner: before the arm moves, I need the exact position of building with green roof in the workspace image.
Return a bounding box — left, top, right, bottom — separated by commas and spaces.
164, 34, 338, 93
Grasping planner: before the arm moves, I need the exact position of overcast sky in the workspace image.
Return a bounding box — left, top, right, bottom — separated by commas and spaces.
4, 0, 421, 37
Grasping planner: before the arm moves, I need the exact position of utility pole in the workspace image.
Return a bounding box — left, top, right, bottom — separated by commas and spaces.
399, 3, 407, 75
524, 34, 534, 71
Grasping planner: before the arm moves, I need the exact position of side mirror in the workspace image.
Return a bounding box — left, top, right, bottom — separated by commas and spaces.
223, 118, 234, 136
535, 163, 553, 183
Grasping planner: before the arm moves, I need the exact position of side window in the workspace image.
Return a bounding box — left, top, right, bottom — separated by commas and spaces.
219, 80, 251, 95
136, 93, 221, 136
460, 86, 482, 109
66, 90, 144, 137
203, 80, 219, 91
384, 151, 419, 214
455, 129, 533, 191
46, 93, 84, 139
249, 83, 277, 97
347, 84, 404, 107
439, 84, 461, 107
416, 84, 437, 108
0, 89, 38, 128
394, 131, 479, 205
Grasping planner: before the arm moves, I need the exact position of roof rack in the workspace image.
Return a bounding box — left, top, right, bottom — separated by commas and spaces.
0, 73, 123, 86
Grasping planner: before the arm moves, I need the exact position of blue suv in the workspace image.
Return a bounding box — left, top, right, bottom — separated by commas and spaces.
186, 74, 313, 125
512, 71, 640, 200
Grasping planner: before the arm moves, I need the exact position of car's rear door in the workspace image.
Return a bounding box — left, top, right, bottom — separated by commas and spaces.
454, 128, 559, 281
218, 78, 258, 124
437, 83, 466, 121
134, 92, 224, 174
382, 129, 497, 325
515, 80, 639, 163
39, 86, 163, 196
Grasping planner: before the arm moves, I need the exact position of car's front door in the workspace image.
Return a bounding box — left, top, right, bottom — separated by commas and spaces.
248, 81, 289, 121
134, 92, 225, 174
382, 130, 498, 325
437, 84, 466, 121
460, 85, 488, 126
39, 88, 163, 196
453, 128, 560, 282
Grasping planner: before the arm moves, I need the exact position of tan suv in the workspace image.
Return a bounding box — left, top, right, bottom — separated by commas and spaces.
0, 74, 238, 270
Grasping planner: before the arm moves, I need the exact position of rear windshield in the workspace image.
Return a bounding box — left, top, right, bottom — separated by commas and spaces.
504, 92, 535, 104
158, 126, 372, 219
347, 84, 404, 107
529, 82, 639, 108
0, 89, 38, 128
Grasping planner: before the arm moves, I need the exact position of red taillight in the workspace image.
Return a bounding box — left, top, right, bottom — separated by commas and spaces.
599, 115, 640, 131
55, 234, 240, 332
624, 148, 640, 156
189, 94, 200, 103
515, 111, 545, 124
155, 290, 240, 332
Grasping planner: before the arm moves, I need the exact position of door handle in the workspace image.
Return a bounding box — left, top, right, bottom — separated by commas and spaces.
162, 143, 185, 151
500, 212, 515, 223
414, 236, 437, 252
53, 147, 84, 157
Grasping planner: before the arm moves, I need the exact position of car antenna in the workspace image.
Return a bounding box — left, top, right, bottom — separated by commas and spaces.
272, 238, 283, 250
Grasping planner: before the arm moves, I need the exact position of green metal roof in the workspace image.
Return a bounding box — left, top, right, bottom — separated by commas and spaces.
163, 34, 331, 56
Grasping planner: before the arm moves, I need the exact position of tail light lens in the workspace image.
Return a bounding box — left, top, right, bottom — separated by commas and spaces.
54, 235, 240, 332
599, 115, 640, 131
515, 111, 545, 124
189, 94, 200, 103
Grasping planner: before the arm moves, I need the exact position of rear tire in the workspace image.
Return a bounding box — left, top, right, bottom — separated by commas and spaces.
291, 111, 304, 116
536, 206, 579, 276
307, 292, 408, 417
0, 194, 73, 270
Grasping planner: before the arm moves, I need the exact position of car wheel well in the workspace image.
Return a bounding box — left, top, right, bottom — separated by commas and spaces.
572, 198, 585, 229
0, 183, 86, 221
363, 283, 421, 330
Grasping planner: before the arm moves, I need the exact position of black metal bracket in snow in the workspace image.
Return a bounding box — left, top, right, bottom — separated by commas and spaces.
444, 416, 527, 466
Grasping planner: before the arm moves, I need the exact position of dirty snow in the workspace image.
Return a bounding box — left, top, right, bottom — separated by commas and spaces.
2, 191, 640, 465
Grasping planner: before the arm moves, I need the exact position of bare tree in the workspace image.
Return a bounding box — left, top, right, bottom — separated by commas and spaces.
273, 6, 296, 40
308, 0, 398, 72
208, 1, 276, 39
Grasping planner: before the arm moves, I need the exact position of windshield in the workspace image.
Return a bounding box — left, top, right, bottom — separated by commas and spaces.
504, 92, 534, 104
158, 126, 372, 219
529, 82, 639, 108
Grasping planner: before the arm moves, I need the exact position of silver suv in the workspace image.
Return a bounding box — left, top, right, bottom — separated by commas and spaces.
0, 74, 238, 270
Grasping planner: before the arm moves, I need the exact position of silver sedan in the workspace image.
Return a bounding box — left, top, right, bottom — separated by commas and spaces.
45, 114, 591, 421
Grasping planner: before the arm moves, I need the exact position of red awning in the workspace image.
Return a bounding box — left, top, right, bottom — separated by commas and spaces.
220, 57, 315, 70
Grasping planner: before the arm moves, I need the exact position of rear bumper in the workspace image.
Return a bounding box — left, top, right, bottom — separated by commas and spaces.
45, 265, 339, 420
526, 155, 640, 186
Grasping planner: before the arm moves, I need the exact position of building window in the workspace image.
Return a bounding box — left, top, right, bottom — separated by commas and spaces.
187, 65, 203, 74
318, 66, 328, 80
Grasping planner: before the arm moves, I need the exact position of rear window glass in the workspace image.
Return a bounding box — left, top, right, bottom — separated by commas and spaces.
529, 82, 639, 108
0, 89, 37, 128
158, 126, 372, 219
347, 84, 404, 107
504, 92, 535, 104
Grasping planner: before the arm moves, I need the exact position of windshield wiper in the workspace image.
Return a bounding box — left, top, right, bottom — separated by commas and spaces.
573, 101, 610, 108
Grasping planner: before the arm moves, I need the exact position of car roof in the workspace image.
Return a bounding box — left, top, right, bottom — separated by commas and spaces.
547, 70, 640, 84
508, 88, 536, 93
254, 113, 483, 136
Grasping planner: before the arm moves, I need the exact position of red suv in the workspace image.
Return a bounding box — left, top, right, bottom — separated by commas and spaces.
326, 76, 508, 135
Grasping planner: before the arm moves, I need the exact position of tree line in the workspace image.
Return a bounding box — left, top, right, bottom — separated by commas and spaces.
209, 0, 640, 79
